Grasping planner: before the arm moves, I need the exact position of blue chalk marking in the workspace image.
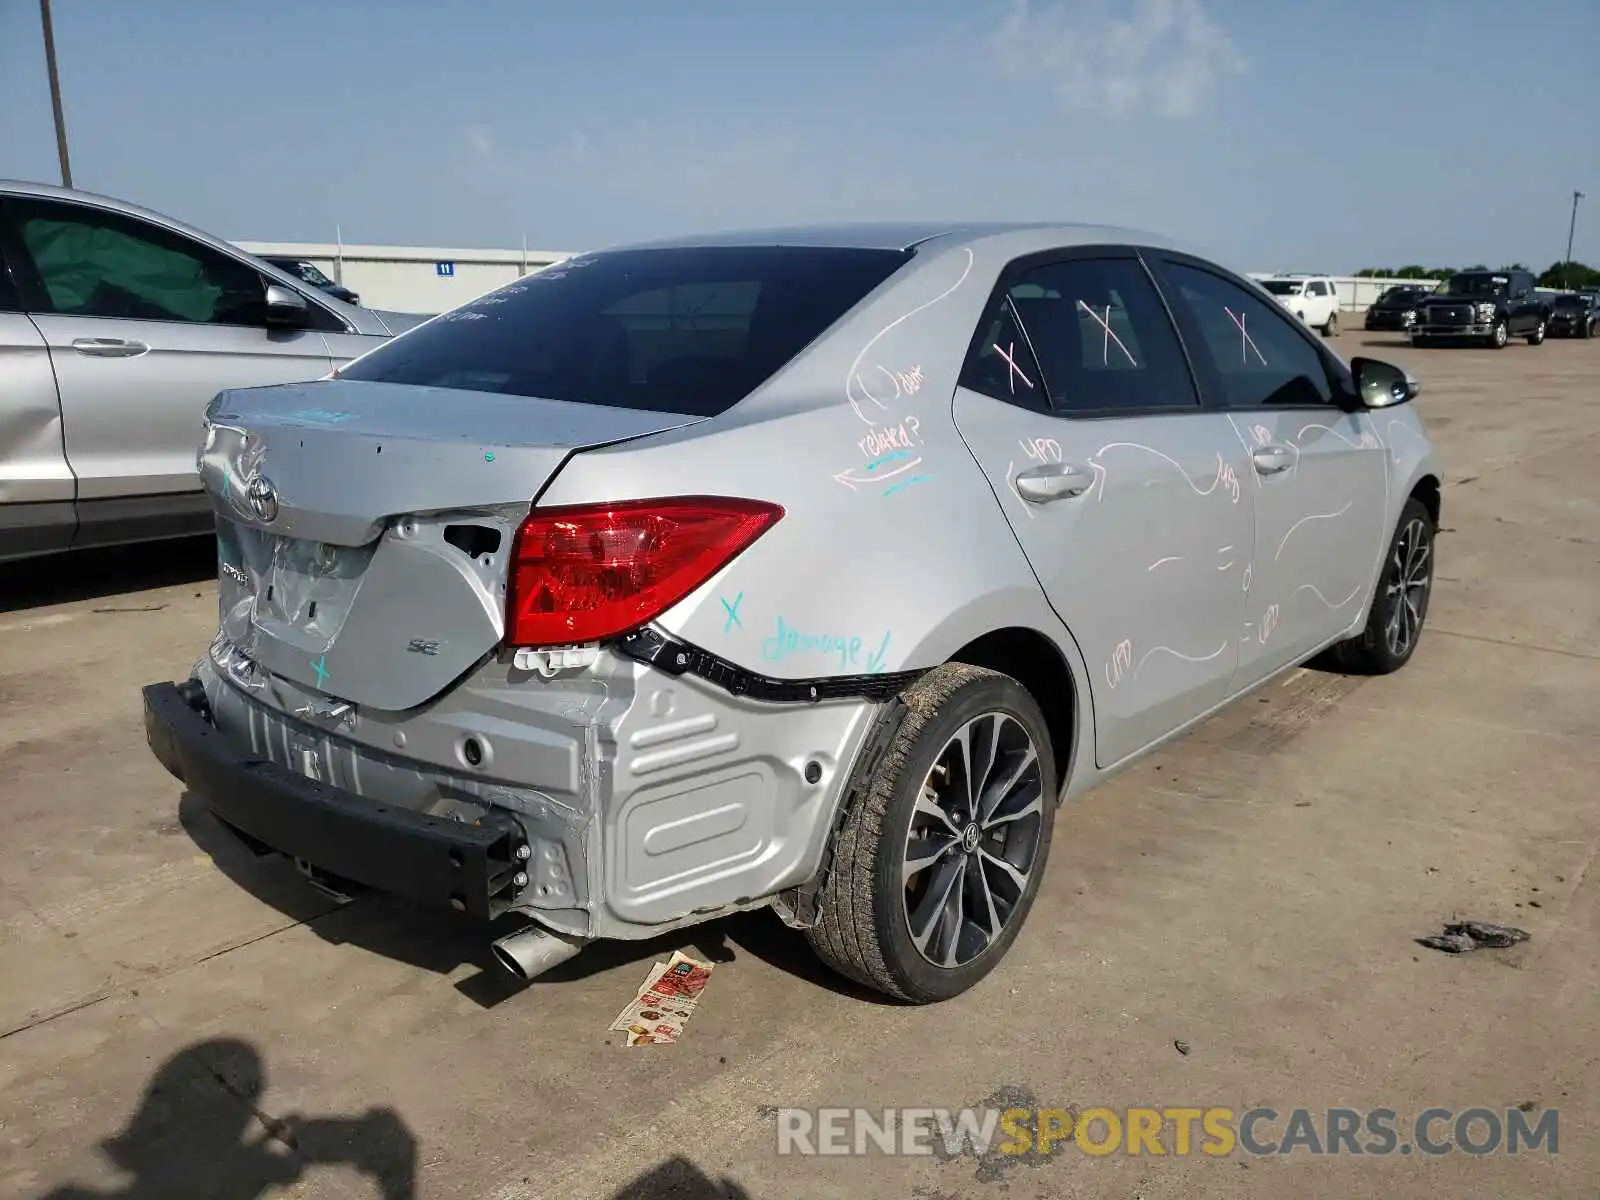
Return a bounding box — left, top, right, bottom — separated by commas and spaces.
310, 655, 330, 688
278, 408, 357, 426
864, 451, 910, 472
882, 474, 932, 497
865, 630, 892, 674
720, 591, 744, 634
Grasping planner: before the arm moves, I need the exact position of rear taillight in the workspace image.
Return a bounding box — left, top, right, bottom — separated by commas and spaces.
505, 496, 784, 647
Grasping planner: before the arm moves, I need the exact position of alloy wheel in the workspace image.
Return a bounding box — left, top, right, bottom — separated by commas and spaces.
902, 712, 1045, 969
1384, 517, 1432, 657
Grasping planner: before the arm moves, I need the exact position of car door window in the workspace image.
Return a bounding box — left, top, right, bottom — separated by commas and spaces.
7, 197, 268, 327
964, 256, 1198, 415
1307, 280, 1326, 296
1158, 261, 1336, 409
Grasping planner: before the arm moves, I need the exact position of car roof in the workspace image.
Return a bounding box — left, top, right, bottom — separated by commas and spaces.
0, 178, 247, 248
602, 220, 1194, 256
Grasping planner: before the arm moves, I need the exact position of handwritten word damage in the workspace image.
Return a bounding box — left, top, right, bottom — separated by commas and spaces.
858, 417, 923, 460
763, 617, 892, 673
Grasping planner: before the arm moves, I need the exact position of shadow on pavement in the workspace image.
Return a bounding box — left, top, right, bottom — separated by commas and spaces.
1, 537, 215, 615
609, 1157, 752, 1199
35, 1037, 417, 1200
178, 792, 897, 1008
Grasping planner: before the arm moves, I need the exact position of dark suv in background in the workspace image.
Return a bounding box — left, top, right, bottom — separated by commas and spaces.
1547, 292, 1597, 339
260, 256, 361, 306
1411, 268, 1550, 349
1364, 285, 1432, 332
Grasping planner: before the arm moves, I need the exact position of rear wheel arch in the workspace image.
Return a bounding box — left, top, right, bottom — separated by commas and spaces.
947, 626, 1080, 800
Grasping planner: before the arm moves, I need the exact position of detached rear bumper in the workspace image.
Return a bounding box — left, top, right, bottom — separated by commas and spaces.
142, 680, 532, 921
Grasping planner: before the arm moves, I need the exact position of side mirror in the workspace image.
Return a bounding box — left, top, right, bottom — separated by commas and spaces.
1351, 356, 1419, 409
264, 283, 311, 329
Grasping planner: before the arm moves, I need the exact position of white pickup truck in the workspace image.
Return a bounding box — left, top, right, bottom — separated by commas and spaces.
1257, 273, 1340, 337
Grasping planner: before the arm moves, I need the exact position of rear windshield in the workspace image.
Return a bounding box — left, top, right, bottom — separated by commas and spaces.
338, 245, 912, 416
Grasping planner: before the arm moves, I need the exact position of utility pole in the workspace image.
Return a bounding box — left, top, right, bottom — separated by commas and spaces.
1565, 191, 1586, 289
40, 0, 73, 187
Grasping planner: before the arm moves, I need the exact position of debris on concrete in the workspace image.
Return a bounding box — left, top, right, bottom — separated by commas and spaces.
610, 950, 715, 1045
1174, 1039, 1192, 1056
1416, 921, 1530, 954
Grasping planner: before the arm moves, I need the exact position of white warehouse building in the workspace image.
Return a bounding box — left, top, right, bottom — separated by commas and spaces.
233, 241, 576, 313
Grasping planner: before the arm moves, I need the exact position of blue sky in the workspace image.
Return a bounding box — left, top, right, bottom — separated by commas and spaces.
3, 0, 1595, 272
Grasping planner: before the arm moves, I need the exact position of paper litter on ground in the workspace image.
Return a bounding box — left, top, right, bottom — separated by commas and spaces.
610, 950, 716, 1045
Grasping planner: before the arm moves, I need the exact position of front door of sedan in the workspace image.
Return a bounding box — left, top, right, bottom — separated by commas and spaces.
1150, 255, 1389, 689
2, 196, 336, 510
952, 251, 1253, 768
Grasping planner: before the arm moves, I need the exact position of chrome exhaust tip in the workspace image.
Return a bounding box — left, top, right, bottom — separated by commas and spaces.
491, 923, 586, 982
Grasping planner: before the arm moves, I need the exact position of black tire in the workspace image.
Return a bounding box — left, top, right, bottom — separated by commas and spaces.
1583, 318, 1595, 340
806, 663, 1057, 1004
1527, 318, 1546, 346
1487, 319, 1508, 349
1333, 497, 1435, 675
1323, 311, 1339, 337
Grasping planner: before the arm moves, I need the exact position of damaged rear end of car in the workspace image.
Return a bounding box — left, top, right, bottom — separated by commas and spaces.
142, 241, 921, 980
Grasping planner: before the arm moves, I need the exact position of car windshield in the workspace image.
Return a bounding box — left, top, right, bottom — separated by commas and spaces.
1553, 295, 1584, 309
1260, 280, 1304, 295
298, 263, 337, 288
337, 245, 913, 417
1441, 274, 1507, 297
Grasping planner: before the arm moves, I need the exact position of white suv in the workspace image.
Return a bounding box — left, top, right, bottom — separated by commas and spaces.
1257, 274, 1340, 337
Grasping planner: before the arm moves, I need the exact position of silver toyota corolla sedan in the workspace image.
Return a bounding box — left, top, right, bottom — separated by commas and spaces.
142, 223, 1441, 1003
0, 180, 423, 560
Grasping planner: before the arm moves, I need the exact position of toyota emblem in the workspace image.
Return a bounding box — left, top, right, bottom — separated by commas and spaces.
245, 474, 280, 524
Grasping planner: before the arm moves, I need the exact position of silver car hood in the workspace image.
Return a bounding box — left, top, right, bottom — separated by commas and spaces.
200, 380, 704, 710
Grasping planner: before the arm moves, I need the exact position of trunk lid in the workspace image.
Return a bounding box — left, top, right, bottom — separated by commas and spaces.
202, 380, 703, 711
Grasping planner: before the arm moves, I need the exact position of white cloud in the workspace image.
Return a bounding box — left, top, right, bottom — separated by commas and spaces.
991, 0, 1246, 118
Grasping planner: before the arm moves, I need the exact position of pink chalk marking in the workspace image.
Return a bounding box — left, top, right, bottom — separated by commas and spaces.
1223, 306, 1268, 366
1077, 301, 1137, 366
993, 342, 1034, 394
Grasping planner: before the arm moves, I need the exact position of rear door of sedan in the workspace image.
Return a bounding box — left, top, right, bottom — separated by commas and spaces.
0, 194, 338, 541
952, 246, 1254, 768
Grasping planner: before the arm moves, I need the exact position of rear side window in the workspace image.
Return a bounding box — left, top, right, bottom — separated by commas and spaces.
339, 246, 912, 416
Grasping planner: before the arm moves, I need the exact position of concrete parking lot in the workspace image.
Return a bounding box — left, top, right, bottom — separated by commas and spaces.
1, 332, 1596, 1199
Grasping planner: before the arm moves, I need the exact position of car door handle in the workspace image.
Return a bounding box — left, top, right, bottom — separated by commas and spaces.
70, 337, 149, 358
1251, 445, 1294, 475
1015, 462, 1094, 502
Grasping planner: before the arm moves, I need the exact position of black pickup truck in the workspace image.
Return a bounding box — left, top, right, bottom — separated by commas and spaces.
1411, 268, 1551, 349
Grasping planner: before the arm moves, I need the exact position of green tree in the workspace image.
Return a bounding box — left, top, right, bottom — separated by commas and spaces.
1539, 260, 1600, 289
